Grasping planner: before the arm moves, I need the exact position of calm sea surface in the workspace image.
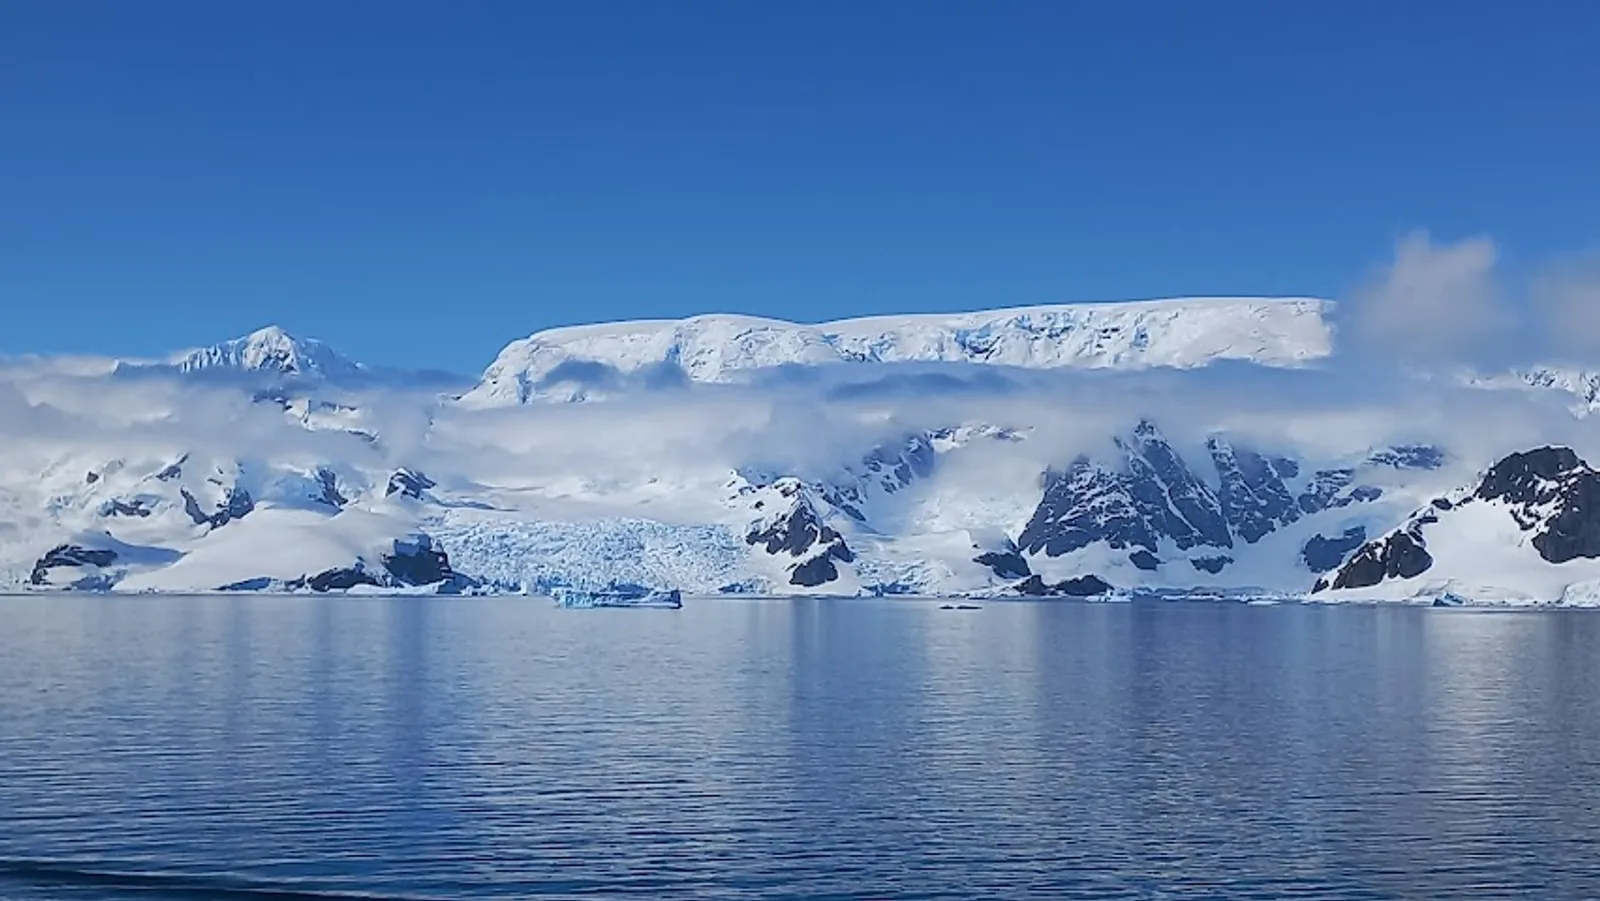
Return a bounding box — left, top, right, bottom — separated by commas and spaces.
1, 595, 1599, 900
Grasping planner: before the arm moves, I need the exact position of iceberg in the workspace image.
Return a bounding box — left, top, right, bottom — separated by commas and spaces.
550, 583, 684, 609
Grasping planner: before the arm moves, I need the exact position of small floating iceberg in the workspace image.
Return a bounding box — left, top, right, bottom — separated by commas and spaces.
550, 583, 683, 609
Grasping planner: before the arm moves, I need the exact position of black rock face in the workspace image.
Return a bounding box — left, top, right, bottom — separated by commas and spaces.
1015, 574, 1113, 597
1209, 438, 1301, 544
1476, 447, 1583, 506
863, 434, 936, 493
30, 544, 119, 585
1018, 423, 1233, 559
385, 468, 436, 500
1127, 422, 1233, 550
1475, 447, 1600, 564
1370, 445, 1446, 470
1328, 529, 1433, 590
814, 432, 941, 523
1297, 468, 1354, 514
315, 467, 347, 508
381, 535, 455, 585
1129, 549, 1161, 571
220, 488, 254, 524
974, 550, 1030, 580
182, 487, 255, 529
748, 501, 840, 558
744, 481, 855, 587
155, 457, 186, 481
181, 490, 207, 525
790, 555, 841, 588
1016, 421, 1407, 577
1189, 555, 1233, 574
101, 499, 151, 518
1302, 526, 1368, 573
1019, 458, 1158, 557
304, 567, 383, 592
1058, 575, 1114, 596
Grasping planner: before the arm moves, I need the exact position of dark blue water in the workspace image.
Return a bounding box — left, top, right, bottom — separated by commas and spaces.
2, 595, 1599, 900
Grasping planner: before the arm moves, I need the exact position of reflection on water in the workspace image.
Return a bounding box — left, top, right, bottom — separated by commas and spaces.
1, 595, 1598, 899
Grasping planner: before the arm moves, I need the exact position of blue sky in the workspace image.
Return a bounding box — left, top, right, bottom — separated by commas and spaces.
2, 1, 1597, 374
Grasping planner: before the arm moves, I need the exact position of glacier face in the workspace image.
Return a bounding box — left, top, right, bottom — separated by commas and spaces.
6, 302, 1600, 602
461, 297, 1336, 406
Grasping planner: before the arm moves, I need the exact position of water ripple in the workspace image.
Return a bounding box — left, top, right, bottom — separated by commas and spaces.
1, 596, 1599, 899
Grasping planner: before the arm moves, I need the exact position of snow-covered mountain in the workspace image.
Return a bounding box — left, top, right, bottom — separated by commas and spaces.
107, 325, 469, 393
167, 325, 365, 380
7, 297, 1600, 603
1315, 447, 1600, 605
462, 297, 1334, 405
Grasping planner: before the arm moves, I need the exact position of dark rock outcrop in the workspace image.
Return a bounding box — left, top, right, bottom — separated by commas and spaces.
1190, 555, 1233, 574
1018, 422, 1405, 567
974, 549, 1030, 580
1302, 526, 1368, 573
221, 536, 474, 594
314, 467, 347, 508
155, 456, 187, 481
1475, 446, 1600, 564
182, 486, 254, 528
1019, 423, 1233, 558
380, 534, 455, 585
302, 566, 384, 592
101, 499, 151, 518
1129, 549, 1161, 571
1125, 421, 1232, 550
1297, 468, 1354, 514
1327, 528, 1433, 590
1015, 574, 1113, 597
814, 433, 940, 522
791, 555, 844, 588
1019, 458, 1159, 557
385, 468, 436, 500
1209, 437, 1301, 543
30, 544, 118, 586
1370, 444, 1446, 470
744, 479, 854, 587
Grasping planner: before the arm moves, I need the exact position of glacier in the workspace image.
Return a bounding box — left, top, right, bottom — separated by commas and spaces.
4, 298, 1600, 604
461, 297, 1335, 405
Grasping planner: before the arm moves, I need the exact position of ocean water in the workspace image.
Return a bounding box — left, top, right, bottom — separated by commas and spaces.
2, 594, 1599, 900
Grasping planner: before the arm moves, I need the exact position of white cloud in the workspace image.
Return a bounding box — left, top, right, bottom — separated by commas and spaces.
1530, 249, 1600, 358
1343, 231, 1508, 364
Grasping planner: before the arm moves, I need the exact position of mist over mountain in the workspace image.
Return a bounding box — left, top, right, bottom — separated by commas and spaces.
5, 292, 1600, 604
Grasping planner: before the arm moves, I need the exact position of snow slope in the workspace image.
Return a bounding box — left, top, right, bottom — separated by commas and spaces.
1317, 448, 1600, 605
462, 297, 1335, 405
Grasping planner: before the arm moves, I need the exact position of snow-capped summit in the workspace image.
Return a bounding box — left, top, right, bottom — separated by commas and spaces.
461, 297, 1335, 406
169, 325, 365, 381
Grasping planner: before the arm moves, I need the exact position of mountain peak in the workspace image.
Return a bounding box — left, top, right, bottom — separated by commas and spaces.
245, 324, 294, 344
171, 326, 363, 380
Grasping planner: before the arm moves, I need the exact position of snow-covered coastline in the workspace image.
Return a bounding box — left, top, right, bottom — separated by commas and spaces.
7, 297, 1600, 603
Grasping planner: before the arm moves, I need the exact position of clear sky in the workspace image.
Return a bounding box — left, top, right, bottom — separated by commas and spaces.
2, 1, 1597, 374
